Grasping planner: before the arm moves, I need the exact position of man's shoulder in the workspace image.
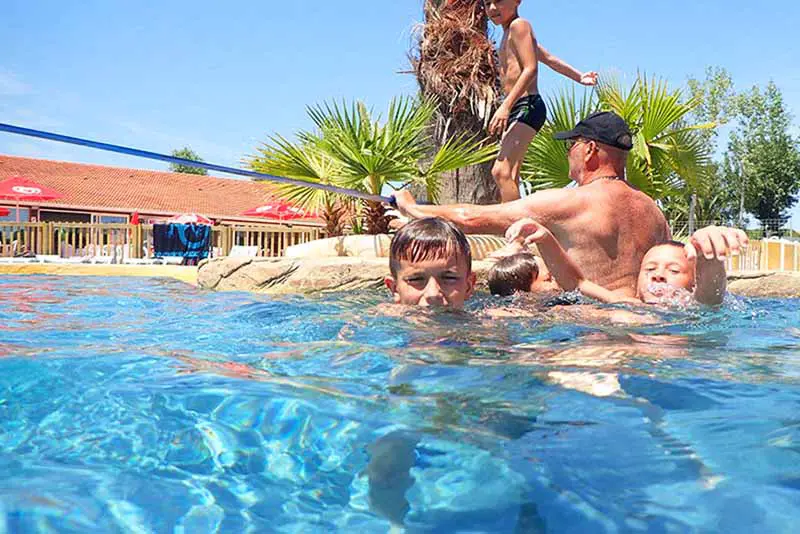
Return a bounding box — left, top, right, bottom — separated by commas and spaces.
523, 186, 578, 204
520, 186, 585, 222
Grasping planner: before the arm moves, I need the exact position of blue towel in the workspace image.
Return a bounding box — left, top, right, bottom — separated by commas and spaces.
153, 224, 211, 260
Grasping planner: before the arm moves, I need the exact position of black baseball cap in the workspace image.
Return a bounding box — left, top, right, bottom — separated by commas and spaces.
553, 111, 634, 150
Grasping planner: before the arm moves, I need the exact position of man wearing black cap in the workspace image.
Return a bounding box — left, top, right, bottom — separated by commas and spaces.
393, 111, 670, 297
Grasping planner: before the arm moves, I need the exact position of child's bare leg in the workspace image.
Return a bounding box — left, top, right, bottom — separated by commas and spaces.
492, 121, 538, 203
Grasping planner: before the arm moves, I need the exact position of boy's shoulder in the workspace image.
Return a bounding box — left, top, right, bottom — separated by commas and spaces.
508, 17, 534, 33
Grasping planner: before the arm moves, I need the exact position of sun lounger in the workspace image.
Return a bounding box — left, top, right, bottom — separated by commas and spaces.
229, 245, 259, 257
0, 256, 40, 264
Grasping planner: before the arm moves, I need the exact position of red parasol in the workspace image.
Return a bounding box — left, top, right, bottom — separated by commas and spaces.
166, 213, 213, 225
0, 176, 63, 222
130, 212, 140, 225
0, 207, 9, 217
241, 201, 316, 221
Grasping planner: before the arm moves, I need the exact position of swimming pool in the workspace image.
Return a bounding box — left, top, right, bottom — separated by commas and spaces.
1, 275, 798, 533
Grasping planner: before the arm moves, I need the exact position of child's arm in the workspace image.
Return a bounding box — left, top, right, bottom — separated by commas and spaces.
537, 44, 597, 86
506, 219, 638, 304
488, 19, 540, 136
687, 226, 749, 306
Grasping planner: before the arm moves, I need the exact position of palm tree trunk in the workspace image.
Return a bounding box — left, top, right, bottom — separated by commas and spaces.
413, 0, 500, 205
365, 201, 390, 234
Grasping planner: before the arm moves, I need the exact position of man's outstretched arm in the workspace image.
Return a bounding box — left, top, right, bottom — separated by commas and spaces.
393, 188, 581, 235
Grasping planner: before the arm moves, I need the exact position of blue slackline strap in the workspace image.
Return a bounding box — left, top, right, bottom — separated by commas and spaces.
0, 122, 395, 206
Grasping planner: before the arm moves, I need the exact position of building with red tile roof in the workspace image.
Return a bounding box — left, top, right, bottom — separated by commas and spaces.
0, 154, 322, 226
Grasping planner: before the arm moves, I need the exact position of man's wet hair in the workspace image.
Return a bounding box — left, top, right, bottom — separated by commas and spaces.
488, 253, 540, 296
389, 218, 472, 277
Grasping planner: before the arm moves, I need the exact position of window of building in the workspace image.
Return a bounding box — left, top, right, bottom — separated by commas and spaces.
92, 214, 128, 224
0, 208, 29, 222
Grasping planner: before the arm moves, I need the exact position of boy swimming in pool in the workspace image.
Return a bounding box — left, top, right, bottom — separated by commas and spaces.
505, 218, 749, 306
385, 217, 476, 309
487, 251, 559, 296
485, 0, 598, 202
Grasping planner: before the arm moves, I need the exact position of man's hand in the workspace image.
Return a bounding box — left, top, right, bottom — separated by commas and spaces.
505, 218, 550, 246
580, 71, 598, 86
488, 104, 511, 137
685, 226, 749, 262
392, 190, 418, 218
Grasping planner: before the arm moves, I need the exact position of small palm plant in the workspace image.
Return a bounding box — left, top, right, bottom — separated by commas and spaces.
521, 74, 714, 201
250, 137, 351, 236
599, 75, 715, 199
251, 96, 497, 234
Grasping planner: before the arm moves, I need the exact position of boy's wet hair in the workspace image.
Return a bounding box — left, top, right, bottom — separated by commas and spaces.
488, 253, 539, 296
652, 240, 688, 254
389, 217, 471, 277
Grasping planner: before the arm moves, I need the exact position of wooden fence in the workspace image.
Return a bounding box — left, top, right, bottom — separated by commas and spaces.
728, 239, 800, 273
0, 222, 325, 260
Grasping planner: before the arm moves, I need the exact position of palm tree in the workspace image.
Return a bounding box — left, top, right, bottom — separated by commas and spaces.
250, 137, 351, 236
521, 74, 715, 201
411, 0, 501, 204
250, 96, 497, 234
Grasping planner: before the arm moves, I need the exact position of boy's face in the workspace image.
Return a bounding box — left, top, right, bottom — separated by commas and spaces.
529, 257, 561, 293
385, 255, 476, 309
636, 245, 695, 303
485, 0, 520, 26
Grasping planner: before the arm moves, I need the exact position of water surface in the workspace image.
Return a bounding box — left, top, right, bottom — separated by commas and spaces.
1, 275, 798, 533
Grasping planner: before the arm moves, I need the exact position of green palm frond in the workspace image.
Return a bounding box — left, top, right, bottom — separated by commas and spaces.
250, 134, 344, 213
418, 134, 498, 203
652, 128, 714, 191
310, 97, 427, 194
597, 75, 643, 127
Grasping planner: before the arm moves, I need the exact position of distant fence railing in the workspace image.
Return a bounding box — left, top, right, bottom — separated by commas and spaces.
0, 222, 325, 260
729, 239, 800, 273
670, 219, 798, 240
668, 219, 800, 273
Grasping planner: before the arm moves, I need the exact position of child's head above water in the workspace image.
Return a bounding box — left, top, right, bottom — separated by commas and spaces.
636, 241, 696, 303
488, 253, 539, 296
488, 252, 560, 296
385, 217, 475, 309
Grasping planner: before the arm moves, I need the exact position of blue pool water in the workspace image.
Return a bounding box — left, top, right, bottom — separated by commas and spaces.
1, 275, 799, 533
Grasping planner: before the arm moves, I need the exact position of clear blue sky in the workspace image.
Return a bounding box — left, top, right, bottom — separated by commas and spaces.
2, 0, 799, 221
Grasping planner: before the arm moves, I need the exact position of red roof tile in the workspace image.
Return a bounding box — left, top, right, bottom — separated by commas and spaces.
0, 154, 321, 224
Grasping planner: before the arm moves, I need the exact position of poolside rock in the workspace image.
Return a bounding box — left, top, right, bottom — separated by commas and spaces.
727, 272, 800, 298
198, 257, 384, 293
198, 256, 496, 294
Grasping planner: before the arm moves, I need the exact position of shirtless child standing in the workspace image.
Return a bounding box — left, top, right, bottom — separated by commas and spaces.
485, 0, 598, 202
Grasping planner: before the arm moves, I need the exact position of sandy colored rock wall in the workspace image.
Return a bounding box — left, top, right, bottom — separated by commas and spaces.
197, 256, 496, 294
199, 257, 800, 298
